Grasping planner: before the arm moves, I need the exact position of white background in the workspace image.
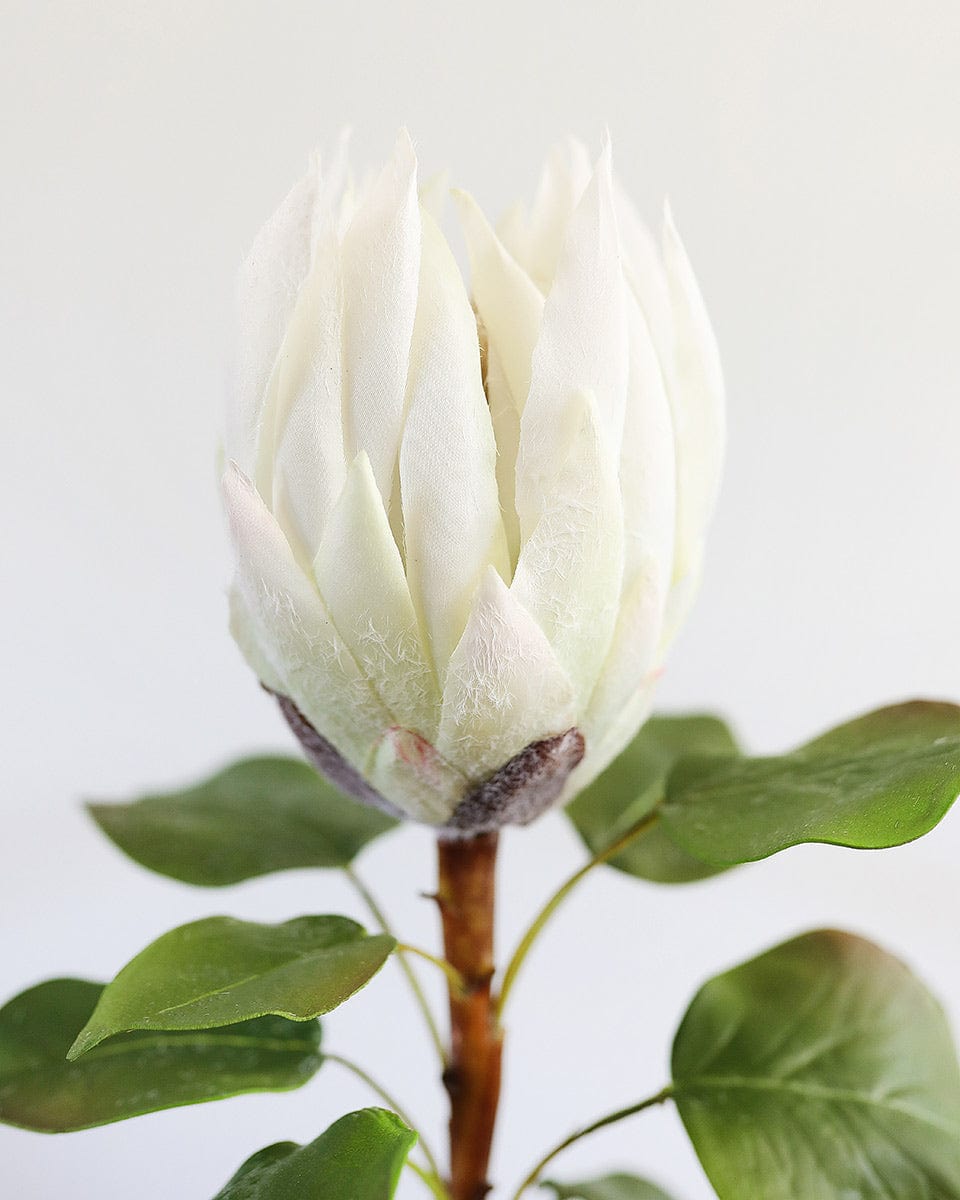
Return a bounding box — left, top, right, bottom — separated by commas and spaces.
2, 2, 959, 1197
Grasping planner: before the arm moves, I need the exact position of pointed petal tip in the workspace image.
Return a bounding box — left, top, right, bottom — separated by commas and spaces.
394, 126, 417, 166
662, 197, 681, 246
221, 459, 251, 498
568, 132, 593, 159
583, 137, 616, 220
419, 168, 451, 219
662, 199, 700, 277
346, 447, 378, 490
452, 187, 494, 242
478, 562, 510, 603
598, 127, 613, 161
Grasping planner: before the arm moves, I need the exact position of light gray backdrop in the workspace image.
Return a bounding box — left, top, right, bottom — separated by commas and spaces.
2, 2, 959, 1197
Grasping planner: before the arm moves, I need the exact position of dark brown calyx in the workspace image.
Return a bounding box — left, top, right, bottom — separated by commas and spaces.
271, 686, 585, 834
444, 728, 586, 834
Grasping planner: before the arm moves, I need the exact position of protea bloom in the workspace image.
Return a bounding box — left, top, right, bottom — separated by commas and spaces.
223, 131, 724, 833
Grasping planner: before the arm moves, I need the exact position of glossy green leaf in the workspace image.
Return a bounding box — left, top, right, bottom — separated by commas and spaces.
88, 756, 397, 886
672, 930, 960, 1199
542, 1173, 678, 1199
69, 916, 394, 1058
566, 715, 740, 883
662, 701, 960, 865
212, 1108, 416, 1199
0, 978, 322, 1132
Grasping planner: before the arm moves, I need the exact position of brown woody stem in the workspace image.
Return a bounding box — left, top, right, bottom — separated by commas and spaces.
437, 832, 503, 1200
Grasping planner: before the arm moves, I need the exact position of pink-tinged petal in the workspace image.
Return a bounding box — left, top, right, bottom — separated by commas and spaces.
370, 727, 466, 824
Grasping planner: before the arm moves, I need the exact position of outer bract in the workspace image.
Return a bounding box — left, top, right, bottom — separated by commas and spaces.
224, 131, 724, 831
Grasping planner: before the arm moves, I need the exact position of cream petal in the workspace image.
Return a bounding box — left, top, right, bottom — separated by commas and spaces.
314, 452, 440, 739
582, 567, 662, 756
437, 567, 576, 782
484, 342, 522, 571
663, 204, 726, 587
523, 137, 594, 290
496, 199, 531, 268
614, 184, 674, 356
562, 673, 658, 802
227, 585, 285, 694
222, 463, 390, 773
230, 164, 318, 476
455, 190, 544, 575
309, 130, 352, 248
419, 169, 450, 221
454, 189, 543, 412
578, 297, 676, 785
254, 227, 346, 564
511, 391, 624, 705
620, 292, 676, 598
340, 129, 421, 504
400, 209, 509, 678
515, 142, 629, 541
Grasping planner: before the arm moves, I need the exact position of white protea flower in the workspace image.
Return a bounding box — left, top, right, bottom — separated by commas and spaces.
223, 130, 724, 833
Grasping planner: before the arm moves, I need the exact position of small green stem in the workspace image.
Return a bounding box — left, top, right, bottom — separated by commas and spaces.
396, 942, 468, 996
325, 1052, 445, 1185
407, 1159, 453, 1200
343, 866, 448, 1066
495, 810, 661, 1020
507, 1086, 674, 1200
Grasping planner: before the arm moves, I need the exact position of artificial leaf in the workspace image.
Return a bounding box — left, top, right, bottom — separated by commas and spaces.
543, 1173, 679, 1199
566, 715, 740, 883
672, 929, 960, 1199
0, 978, 322, 1132
69, 916, 394, 1058
88, 755, 397, 886
211, 1108, 416, 1199
662, 701, 960, 865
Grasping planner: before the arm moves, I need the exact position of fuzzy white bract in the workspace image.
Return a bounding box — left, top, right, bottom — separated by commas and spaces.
223, 130, 724, 828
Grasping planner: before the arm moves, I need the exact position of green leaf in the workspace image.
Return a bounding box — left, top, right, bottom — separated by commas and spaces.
0, 978, 322, 1132
662, 701, 960, 865
566, 715, 741, 883
88, 756, 397, 887
672, 929, 960, 1199
212, 1108, 416, 1199
542, 1173, 679, 1199
68, 916, 394, 1058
